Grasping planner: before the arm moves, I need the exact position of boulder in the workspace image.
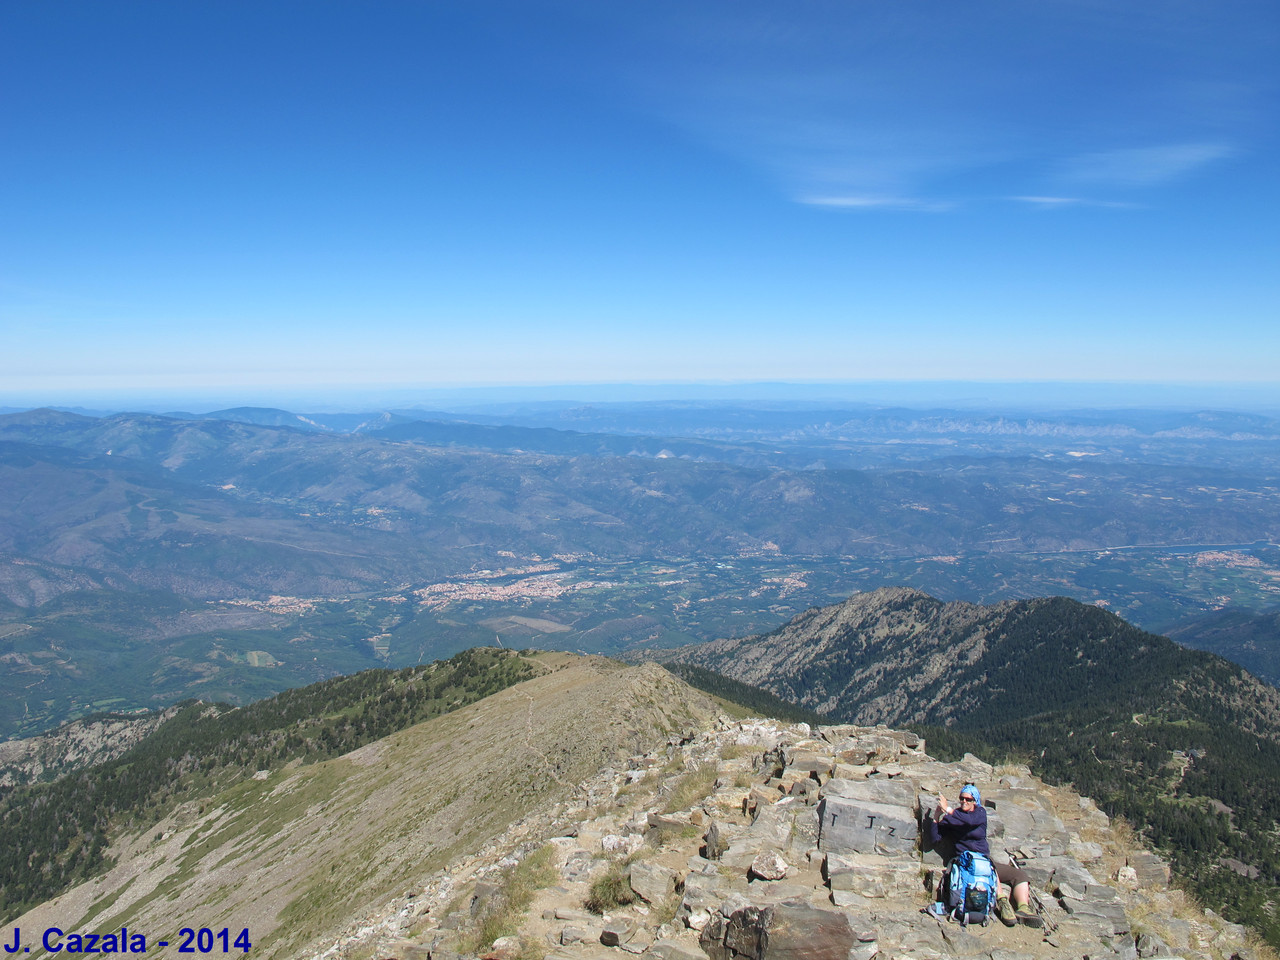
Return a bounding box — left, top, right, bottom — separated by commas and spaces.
745, 799, 800, 848
991, 804, 1037, 843
1018, 854, 1100, 892
1129, 851, 1172, 885
816, 725, 860, 742
629, 861, 677, 904
817, 795, 917, 856
822, 777, 917, 808
678, 872, 732, 929
748, 850, 788, 881
832, 762, 875, 780
786, 778, 819, 804
824, 851, 921, 899
1060, 896, 1131, 935
938, 921, 991, 956
601, 918, 635, 946
703, 820, 729, 860
746, 784, 784, 814
1136, 930, 1173, 957
701, 898, 859, 960
602, 833, 644, 857
470, 880, 501, 915
481, 936, 521, 960
1115, 865, 1140, 888
958, 752, 995, 778
645, 940, 709, 960
647, 812, 688, 830
783, 748, 835, 778
1067, 840, 1104, 862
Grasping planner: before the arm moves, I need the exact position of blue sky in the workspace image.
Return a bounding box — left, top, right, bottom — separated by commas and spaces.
2, 1, 1278, 402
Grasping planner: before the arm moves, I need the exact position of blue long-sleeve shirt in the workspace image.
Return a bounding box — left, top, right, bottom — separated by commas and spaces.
925, 804, 990, 856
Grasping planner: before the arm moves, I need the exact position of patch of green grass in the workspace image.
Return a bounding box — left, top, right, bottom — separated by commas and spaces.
584, 858, 638, 914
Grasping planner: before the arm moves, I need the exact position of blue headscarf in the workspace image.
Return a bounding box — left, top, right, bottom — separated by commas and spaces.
960, 784, 981, 805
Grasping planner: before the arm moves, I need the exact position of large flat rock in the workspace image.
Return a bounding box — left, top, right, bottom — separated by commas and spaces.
817, 795, 918, 856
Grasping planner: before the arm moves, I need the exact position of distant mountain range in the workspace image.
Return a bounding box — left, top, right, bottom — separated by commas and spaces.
2, 405, 1279, 737
18, 401, 1280, 466
6, 409, 1278, 605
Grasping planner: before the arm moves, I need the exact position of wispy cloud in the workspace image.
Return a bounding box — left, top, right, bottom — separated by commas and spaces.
606, 5, 1263, 211
1060, 143, 1235, 187
800, 195, 955, 212
1010, 196, 1137, 209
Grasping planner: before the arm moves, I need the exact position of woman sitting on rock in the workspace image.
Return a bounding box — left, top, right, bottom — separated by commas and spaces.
925, 784, 1043, 927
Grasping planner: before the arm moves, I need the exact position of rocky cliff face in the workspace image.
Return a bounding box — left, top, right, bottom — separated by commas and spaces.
672, 587, 1003, 722
308, 718, 1255, 960
0, 708, 179, 786
673, 587, 1280, 734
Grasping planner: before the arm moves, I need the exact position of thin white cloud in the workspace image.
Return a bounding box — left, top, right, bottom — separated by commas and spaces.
1061, 143, 1235, 187
1010, 196, 1137, 209
603, 5, 1263, 211
800, 195, 955, 212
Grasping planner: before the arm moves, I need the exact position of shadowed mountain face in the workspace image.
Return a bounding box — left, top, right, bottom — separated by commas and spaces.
1167, 606, 1280, 687
676, 587, 1280, 732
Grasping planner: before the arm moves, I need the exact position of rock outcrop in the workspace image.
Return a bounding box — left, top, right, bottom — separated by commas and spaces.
0, 707, 180, 786
318, 719, 1258, 960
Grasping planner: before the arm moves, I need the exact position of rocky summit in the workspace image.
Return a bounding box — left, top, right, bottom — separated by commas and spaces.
311, 718, 1256, 960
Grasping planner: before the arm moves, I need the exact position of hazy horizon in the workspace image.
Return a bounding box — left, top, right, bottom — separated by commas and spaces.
5, 378, 1280, 418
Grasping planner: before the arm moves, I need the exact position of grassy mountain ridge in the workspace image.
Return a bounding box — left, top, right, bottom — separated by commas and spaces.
0, 647, 543, 920
677, 586, 1280, 943
5, 652, 719, 960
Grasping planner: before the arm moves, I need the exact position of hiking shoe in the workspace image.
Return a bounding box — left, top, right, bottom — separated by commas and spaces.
996, 897, 1016, 926
1016, 904, 1044, 928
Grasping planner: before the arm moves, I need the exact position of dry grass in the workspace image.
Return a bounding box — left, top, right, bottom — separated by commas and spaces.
645, 821, 700, 849
466, 844, 559, 954
661, 763, 719, 814
649, 892, 681, 928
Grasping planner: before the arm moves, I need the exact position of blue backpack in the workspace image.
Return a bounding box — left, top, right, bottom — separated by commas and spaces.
946, 850, 1000, 925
